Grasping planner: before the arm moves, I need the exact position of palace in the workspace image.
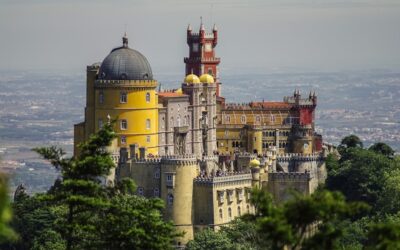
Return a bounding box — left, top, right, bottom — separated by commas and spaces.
74, 23, 328, 245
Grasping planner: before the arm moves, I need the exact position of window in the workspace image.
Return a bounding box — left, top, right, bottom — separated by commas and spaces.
270, 115, 276, 123
154, 168, 160, 179
256, 115, 261, 124
219, 209, 223, 219
238, 206, 241, 216
192, 43, 199, 52
227, 190, 234, 203
137, 187, 144, 196
99, 91, 104, 104
146, 135, 151, 143
120, 92, 127, 103
225, 115, 231, 123
120, 135, 126, 145
237, 189, 244, 201
241, 115, 246, 124
167, 194, 174, 205
120, 119, 127, 130
208, 68, 213, 75
228, 207, 232, 219
98, 119, 103, 129
177, 116, 181, 127
146, 119, 151, 130
146, 92, 150, 103
154, 188, 159, 197
218, 191, 225, 204
184, 116, 187, 126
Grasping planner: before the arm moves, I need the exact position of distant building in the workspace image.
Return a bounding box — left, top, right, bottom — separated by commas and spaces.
74, 23, 327, 245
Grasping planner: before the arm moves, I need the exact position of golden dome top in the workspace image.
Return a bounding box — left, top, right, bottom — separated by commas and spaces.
199, 74, 215, 84
174, 88, 183, 94
184, 74, 201, 84
249, 159, 261, 168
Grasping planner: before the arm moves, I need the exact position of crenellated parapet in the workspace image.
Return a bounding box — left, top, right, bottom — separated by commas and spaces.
277, 153, 325, 162
194, 172, 252, 185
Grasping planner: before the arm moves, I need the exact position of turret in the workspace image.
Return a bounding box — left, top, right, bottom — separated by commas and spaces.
213, 24, 218, 45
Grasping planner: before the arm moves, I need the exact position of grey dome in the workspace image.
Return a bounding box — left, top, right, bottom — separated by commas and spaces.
98, 38, 153, 81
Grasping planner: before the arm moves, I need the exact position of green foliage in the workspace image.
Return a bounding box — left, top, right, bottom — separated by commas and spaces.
4, 122, 178, 250
0, 175, 17, 244
364, 223, 400, 250
339, 135, 363, 149
186, 228, 234, 250
369, 142, 395, 158
248, 189, 368, 250
326, 148, 399, 208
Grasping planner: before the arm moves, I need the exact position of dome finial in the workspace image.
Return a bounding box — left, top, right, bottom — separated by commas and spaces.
122, 32, 128, 47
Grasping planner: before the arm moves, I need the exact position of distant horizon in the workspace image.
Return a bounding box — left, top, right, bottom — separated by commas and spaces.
1, 0, 399, 73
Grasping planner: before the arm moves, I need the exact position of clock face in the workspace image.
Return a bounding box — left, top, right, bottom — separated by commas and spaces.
205, 43, 212, 52
192, 43, 199, 52
304, 143, 309, 149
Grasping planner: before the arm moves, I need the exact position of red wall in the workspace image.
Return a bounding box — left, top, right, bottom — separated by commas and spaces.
299, 108, 314, 125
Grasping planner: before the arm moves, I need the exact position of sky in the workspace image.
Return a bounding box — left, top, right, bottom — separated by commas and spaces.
0, 0, 399, 75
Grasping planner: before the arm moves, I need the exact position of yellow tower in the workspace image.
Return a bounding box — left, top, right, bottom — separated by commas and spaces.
74, 34, 159, 156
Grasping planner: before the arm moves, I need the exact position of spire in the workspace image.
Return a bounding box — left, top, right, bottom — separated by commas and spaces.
200, 16, 204, 30
187, 23, 192, 31
122, 32, 128, 47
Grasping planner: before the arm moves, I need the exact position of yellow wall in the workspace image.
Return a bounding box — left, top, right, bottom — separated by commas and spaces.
94, 85, 159, 155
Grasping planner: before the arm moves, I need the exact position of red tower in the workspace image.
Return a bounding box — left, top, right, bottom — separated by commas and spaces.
184, 22, 222, 96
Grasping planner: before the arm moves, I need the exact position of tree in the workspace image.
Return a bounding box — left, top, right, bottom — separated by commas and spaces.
326, 148, 398, 208
364, 223, 400, 250
369, 142, 395, 158
32, 122, 178, 249
0, 175, 17, 244
186, 228, 234, 250
339, 135, 363, 149
248, 189, 368, 250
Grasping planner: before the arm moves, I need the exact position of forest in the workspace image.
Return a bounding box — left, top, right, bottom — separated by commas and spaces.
1, 124, 399, 250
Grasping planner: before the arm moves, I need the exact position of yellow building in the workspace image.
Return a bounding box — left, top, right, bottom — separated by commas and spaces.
74, 34, 159, 156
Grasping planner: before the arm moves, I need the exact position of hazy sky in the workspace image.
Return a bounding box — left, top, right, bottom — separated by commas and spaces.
1, 0, 399, 75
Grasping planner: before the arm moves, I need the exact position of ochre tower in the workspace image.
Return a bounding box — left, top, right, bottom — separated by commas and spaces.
184, 22, 222, 96
74, 34, 159, 156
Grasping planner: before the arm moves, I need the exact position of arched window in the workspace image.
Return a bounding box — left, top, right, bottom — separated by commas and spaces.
146, 92, 150, 103
241, 115, 246, 124
154, 188, 159, 197
238, 206, 241, 216
146, 119, 151, 130
219, 208, 223, 219
120, 119, 127, 130
99, 91, 104, 104
177, 116, 181, 127
225, 115, 231, 123
270, 115, 275, 123
167, 194, 174, 205
120, 92, 127, 103
228, 207, 232, 219
232, 141, 235, 148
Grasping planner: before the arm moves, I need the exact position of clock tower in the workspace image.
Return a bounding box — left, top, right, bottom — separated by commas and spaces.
184, 22, 222, 96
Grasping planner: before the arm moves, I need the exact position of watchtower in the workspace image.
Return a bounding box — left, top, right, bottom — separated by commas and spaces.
184, 21, 221, 96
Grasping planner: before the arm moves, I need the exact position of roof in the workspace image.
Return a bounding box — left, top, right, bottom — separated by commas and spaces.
249, 102, 292, 109
98, 36, 153, 81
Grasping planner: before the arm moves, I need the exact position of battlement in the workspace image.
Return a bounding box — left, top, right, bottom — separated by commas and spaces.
224, 102, 291, 110
194, 172, 252, 185
184, 57, 221, 63
277, 153, 324, 162
95, 79, 158, 88
268, 172, 312, 181
132, 154, 198, 166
